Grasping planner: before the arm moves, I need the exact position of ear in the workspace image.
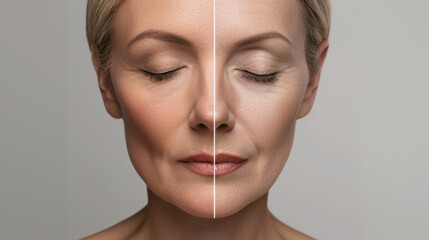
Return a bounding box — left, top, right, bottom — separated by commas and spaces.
91, 48, 123, 119
297, 39, 329, 119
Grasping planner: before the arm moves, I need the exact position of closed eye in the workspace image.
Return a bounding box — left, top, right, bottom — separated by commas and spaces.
240, 70, 278, 83
141, 67, 184, 81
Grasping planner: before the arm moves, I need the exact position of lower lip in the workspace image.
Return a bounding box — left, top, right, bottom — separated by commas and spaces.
180, 161, 246, 176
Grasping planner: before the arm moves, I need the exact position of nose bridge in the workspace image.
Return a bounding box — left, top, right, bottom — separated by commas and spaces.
188, 57, 235, 133
214, 72, 234, 131
188, 59, 215, 133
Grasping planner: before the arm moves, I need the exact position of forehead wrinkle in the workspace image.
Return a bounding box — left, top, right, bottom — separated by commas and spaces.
127, 30, 192, 49
216, 0, 305, 43
113, 0, 213, 53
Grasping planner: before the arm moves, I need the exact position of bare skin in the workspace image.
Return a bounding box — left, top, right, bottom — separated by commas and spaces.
84, 0, 328, 239
82, 190, 315, 240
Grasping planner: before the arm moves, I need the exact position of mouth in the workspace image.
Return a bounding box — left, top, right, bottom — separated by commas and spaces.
178, 153, 247, 176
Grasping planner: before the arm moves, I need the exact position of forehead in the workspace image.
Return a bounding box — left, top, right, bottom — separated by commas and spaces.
216, 0, 305, 49
111, 0, 305, 52
112, 0, 213, 50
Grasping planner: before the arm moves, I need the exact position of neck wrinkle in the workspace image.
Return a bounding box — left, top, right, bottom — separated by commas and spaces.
129, 189, 282, 240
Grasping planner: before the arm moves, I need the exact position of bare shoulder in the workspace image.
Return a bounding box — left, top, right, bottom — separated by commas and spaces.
80, 208, 146, 240
272, 215, 316, 240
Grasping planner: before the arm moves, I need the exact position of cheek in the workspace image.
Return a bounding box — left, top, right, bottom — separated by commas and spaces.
214, 76, 307, 218
112, 79, 192, 203
239, 83, 306, 158
113, 75, 188, 155
249, 99, 297, 150
121, 93, 179, 155
108, 72, 215, 218
111, 74, 190, 182
119, 92, 179, 188
242, 92, 299, 189
235, 69, 309, 187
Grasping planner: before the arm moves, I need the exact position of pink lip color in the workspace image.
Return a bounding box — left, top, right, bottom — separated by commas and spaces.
179, 153, 246, 176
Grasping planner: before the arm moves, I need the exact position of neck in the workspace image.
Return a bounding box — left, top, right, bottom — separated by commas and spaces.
129, 188, 281, 240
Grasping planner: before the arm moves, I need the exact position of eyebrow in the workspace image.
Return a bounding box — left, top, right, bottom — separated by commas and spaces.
234, 31, 292, 49
127, 30, 192, 49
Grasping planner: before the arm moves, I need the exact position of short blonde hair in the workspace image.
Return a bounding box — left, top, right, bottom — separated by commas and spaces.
86, 0, 331, 72
300, 0, 331, 70
86, 0, 123, 72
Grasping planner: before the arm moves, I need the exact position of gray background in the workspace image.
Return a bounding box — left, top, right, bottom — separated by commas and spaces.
1, 0, 428, 239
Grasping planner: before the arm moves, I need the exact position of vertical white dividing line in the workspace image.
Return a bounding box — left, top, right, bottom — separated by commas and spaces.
213, 0, 216, 219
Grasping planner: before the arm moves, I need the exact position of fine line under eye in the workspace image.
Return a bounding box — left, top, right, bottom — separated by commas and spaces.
141, 67, 182, 81
240, 70, 278, 83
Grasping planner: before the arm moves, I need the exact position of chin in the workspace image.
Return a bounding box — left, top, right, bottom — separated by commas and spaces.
150, 182, 215, 219
213, 198, 251, 219
180, 200, 214, 219
214, 182, 269, 219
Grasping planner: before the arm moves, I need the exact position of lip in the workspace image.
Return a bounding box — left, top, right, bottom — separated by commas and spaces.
179, 153, 247, 176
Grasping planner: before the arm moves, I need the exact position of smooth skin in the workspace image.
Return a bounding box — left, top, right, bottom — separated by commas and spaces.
83, 0, 328, 239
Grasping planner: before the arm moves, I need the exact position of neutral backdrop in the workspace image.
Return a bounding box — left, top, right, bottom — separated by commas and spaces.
1, 1, 428, 239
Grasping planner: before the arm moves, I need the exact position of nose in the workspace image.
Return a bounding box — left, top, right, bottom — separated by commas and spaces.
214, 87, 235, 132
188, 75, 235, 133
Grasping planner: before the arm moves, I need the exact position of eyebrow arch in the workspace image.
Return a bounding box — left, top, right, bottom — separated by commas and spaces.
127, 30, 192, 49
234, 31, 292, 49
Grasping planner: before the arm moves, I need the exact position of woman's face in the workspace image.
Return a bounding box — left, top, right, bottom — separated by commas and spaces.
98, 0, 321, 218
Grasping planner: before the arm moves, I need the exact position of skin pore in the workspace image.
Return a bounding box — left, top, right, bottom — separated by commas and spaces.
84, 0, 328, 239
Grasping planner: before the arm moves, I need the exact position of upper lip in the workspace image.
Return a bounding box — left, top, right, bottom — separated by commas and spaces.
179, 153, 246, 163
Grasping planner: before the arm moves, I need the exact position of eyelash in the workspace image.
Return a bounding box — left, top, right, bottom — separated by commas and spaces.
141, 67, 182, 81
240, 70, 279, 83
141, 67, 278, 83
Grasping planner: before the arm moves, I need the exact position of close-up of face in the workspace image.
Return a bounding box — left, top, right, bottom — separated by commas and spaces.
214, 0, 324, 218
102, 0, 215, 218
6, 0, 429, 239
95, 0, 327, 219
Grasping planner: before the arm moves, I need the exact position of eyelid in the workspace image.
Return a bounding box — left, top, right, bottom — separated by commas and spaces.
240, 69, 276, 76
141, 66, 185, 81
239, 69, 279, 83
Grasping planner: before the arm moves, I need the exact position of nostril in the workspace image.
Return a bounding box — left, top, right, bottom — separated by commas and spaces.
194, 123, 210, 131
216, 123, 230, 131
